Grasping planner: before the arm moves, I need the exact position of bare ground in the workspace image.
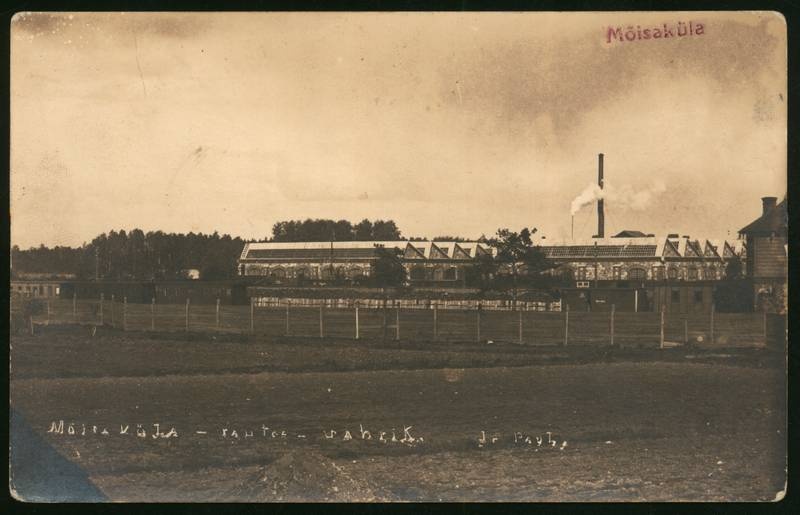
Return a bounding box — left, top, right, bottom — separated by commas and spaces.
9, 327, 786, 502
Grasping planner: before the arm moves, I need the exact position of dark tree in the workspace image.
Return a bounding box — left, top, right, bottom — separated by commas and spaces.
432, 236, 469, 241
371, 220, 402, 240
353, 219, 374, 240
271, 218, 402, 242
724, 255, 744, 280
371, 245, 406, 289
464, 254, 498, 291
12, 230, 245, 281
486, 227, 554, 307
714, 256, 752, 312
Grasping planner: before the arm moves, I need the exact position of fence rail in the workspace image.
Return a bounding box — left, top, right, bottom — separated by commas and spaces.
17, 295, 781, 349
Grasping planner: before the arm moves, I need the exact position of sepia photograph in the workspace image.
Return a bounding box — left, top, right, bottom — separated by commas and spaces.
8, 11, 788, 502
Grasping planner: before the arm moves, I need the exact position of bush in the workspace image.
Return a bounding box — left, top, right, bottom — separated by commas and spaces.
714, 279, 754, 312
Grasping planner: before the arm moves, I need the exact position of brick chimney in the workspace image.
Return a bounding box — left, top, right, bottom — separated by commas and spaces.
761, 196, 777, 215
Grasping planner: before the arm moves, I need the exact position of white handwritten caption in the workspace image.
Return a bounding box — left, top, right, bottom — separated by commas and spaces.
46, 420, 567, 450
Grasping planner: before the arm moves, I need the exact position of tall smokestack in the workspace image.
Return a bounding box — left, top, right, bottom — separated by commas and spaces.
596, 153, 605, 238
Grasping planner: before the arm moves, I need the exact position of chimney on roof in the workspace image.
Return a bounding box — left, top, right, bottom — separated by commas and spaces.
761, 196, 777, 215
596, 153, 605, 238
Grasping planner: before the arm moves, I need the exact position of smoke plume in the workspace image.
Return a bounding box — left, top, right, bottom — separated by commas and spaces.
570, 180, 666, 215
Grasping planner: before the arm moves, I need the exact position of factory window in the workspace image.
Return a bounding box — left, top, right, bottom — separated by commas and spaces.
688, 267, 699, 281
444, 267, 457, 280
628, 267, 646, 281
577, 267, 587, 280
704, 266, 717, 280
693, 289, 704, 304
272, 268, 286, 279
612, 266, 621, 280
653, 266, 665, 281
410, 267, 426, 281
671, 288, 680, 303
667, 267, 679, 280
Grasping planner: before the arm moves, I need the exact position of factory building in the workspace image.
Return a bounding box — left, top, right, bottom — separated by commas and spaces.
236, 155, 764, 314
237, 240, 494, 287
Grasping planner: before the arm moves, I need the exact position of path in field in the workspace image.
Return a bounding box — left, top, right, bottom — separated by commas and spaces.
10, 359, 785, 502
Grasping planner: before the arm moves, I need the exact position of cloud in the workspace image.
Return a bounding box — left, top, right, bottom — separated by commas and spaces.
436, 14, 784, 144
12, 12, 213, 40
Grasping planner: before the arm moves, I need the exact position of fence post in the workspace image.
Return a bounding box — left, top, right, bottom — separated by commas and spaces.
762, 308, 768, 346
476, 307, 481, 343
185, 298, 190, 332
518, 309, 523, 344
111, 294, 115, 327
659, 305, 665, 349
355, 302, 359, 340
151, 297, 156, 331
123, 297, 127, 331
610, 304, 615, 347
250, 297, 254, 334
285, 300, 290, 336
215, 298, 220, 330
73, 293, 77, 322
564, 304, 569, 347
395, 307, 400, 341
47, 300, 51, 325
319, 304, 324, 339
99, 294, 103, 326
433, 303, 438, 342
684, 317, 688, 346
710, 303, 715, 345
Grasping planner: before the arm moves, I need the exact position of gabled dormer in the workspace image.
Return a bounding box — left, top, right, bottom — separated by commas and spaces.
403, 243, 426, 260
703, 241, 720, 259
428, 242, 450, 260
452, 243, 472, 260
662, 239, 681, 258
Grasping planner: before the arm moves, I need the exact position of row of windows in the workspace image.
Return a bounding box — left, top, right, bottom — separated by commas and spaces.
155, 287, 233, 297
669, 288, 706, 304
244, 265, 368, 280
575, 266, 719, 281
409, 267, 459, 281
12, 285, 59, 295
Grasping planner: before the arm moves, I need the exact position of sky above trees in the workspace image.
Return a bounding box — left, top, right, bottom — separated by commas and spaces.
10, 12, 786, 248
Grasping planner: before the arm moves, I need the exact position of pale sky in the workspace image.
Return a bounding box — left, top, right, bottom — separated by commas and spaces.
10, 11, 787, 248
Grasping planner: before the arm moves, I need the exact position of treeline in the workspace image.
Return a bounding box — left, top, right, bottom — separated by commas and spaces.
12, 218, 475, 280
270, 219, 402, 242
12, 230, 245, 281
269, 218, 473, 242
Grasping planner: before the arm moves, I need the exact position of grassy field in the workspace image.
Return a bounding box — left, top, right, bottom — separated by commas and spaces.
10, 326, 786, 502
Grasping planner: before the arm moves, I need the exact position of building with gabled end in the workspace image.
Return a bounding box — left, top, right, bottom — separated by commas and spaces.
738, 196, 787, 313
237, 235, 744, 312
539, 234, 745, 284
539, 234, 745, 314
237, 240, 495, 286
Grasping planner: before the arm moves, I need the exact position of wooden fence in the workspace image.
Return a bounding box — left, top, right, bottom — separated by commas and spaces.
22, 295, 782, 349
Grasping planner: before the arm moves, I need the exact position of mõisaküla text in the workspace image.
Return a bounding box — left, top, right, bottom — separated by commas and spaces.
606, 21, 705, 44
